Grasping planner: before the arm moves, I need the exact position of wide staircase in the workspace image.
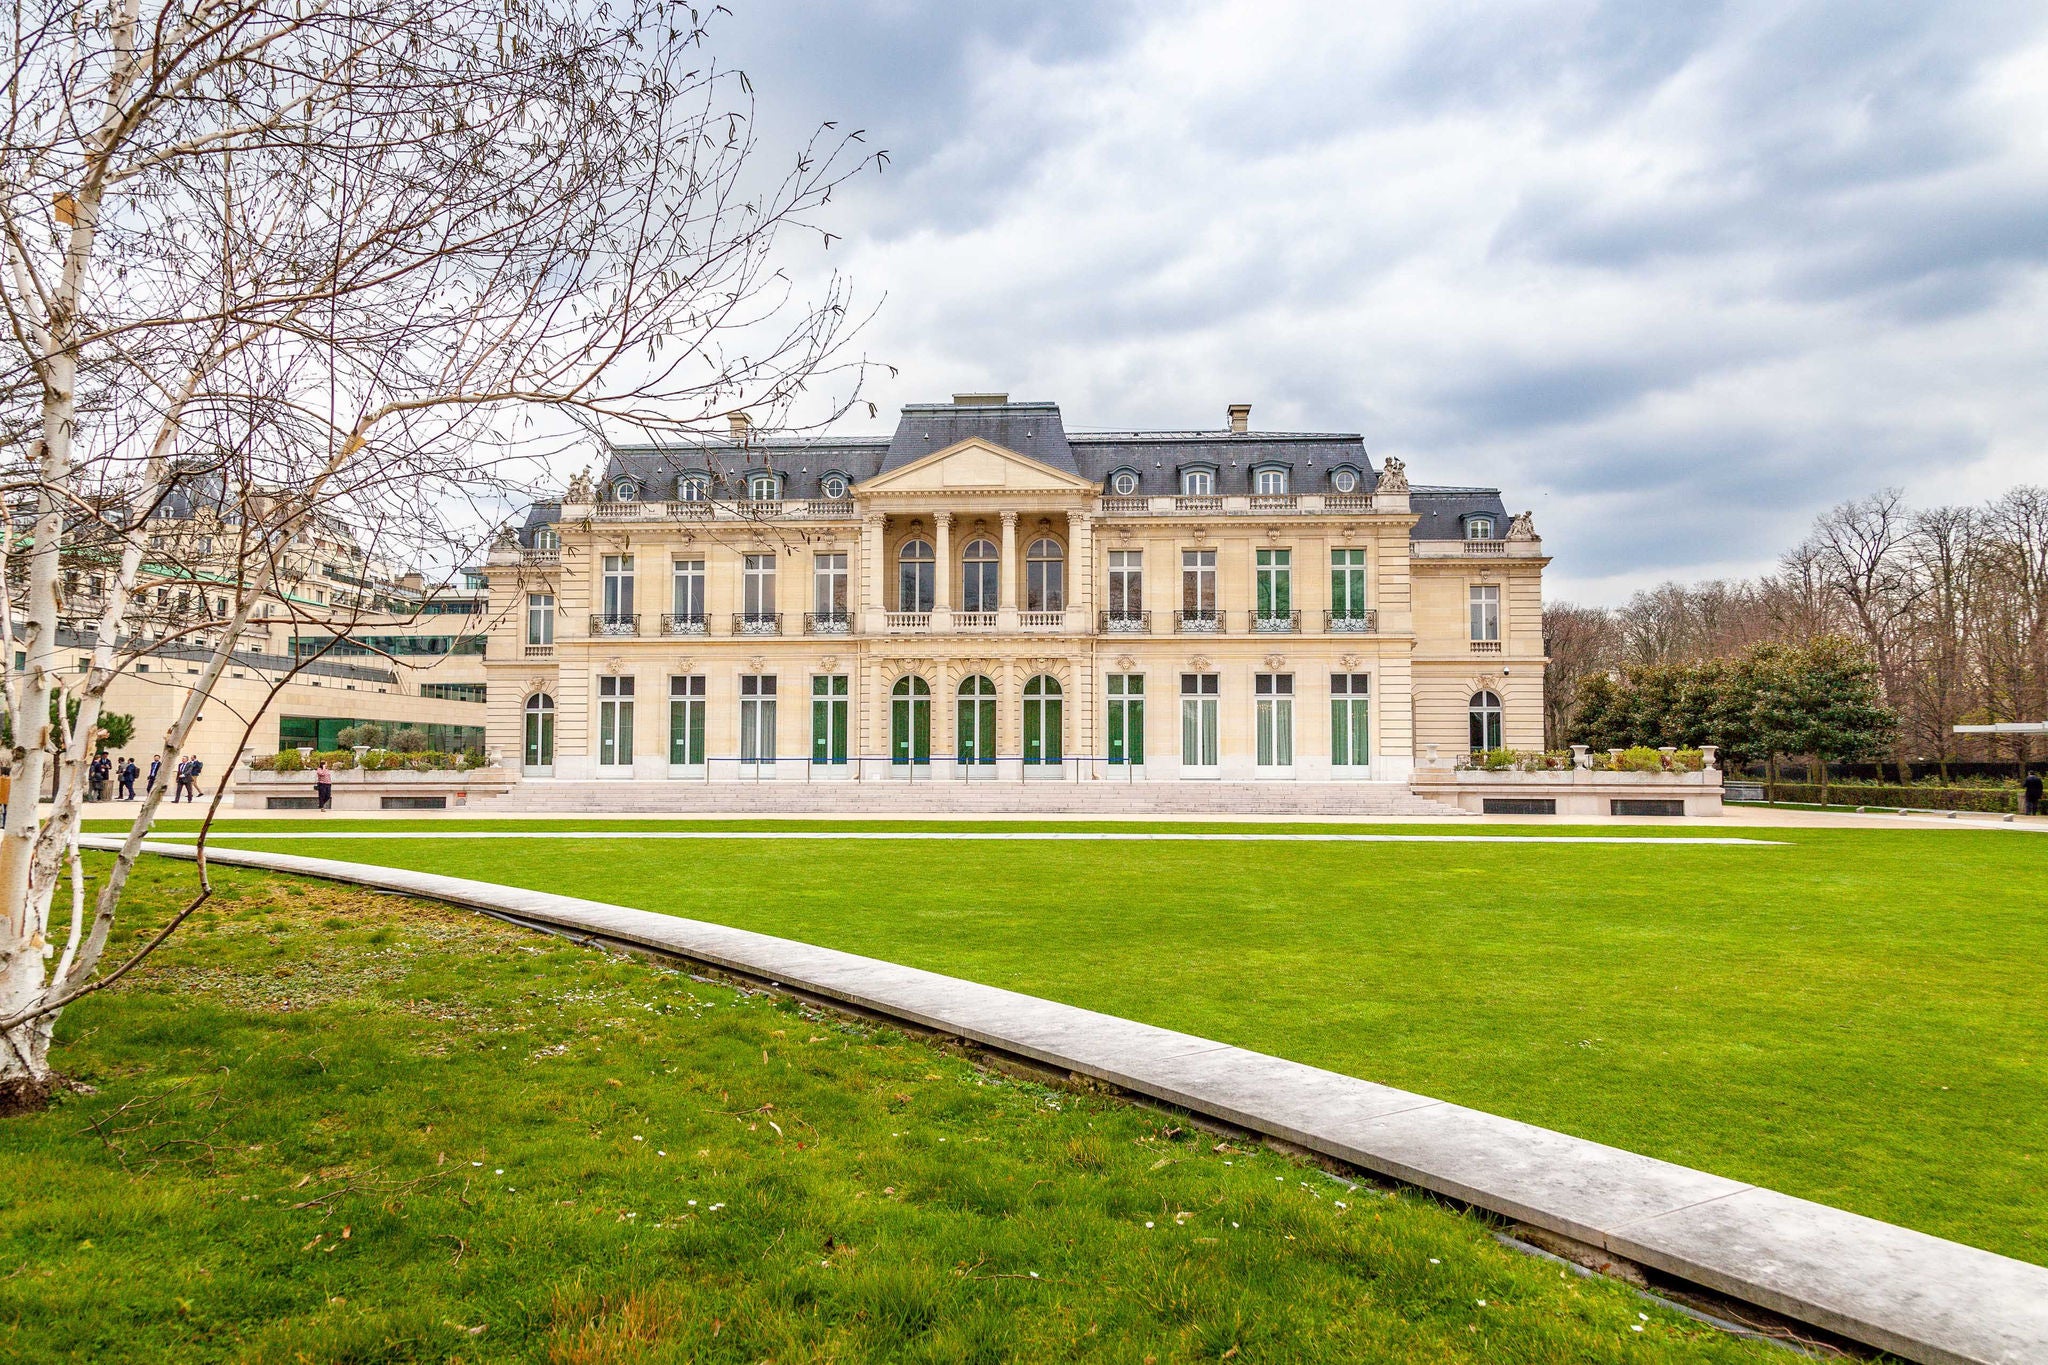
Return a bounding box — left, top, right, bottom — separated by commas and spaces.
470, 779, 1462, 817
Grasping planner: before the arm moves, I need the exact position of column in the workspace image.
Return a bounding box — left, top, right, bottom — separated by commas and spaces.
933, 510, 953, 629
1067, 509, 1094, 627
860, 514, 885, 633
998, 510, 1019, 631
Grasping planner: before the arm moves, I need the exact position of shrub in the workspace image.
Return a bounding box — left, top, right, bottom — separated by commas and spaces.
388, 728, 431, 754
313, 749, 356, 771
335, 724, 386, 750
1671, 749, 1706, 773
362, 750, 411, 771
267, 749, 305, 773
459, 747, 489, 769
1613, 747, 1666, 773
1765, 783, 2016, 814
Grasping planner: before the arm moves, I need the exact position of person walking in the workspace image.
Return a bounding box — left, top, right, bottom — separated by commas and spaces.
173, 757, 198, 803
314, 761, 334, 812
119, 758, 139, 801
2026, 768, 2043, 818
0, 765, 11, 829
88, 753, 110, 802
147, 754, 162, 795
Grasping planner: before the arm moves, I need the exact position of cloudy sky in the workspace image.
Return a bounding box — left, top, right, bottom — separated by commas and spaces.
703, 1, 2048, 604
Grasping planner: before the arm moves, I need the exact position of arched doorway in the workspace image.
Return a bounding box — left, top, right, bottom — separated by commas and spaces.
1022, 674, 1063, 769
957, 675, 997, 774
1469, 689, 1503, 753
892, 675, 931, 770
523, 693, 555, 776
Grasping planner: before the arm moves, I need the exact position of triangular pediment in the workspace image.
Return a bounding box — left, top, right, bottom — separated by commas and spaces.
858, 438, 1094, 495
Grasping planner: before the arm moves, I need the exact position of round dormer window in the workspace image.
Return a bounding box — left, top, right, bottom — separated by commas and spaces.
613, 480, 639, 502
1332, 468, 1358, 494
1111, 470, 1138, 496
821, 473, 848, 500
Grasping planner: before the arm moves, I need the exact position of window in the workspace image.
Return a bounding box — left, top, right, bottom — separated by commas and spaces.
1255, 548, 1291, 621
1469, 690, 1503, 752
747, 472, 781, 502
1255, 467, 1289, 495
1330, 549, 1369, 621
1022, 675, 1063, 765
891, 675, 931, 765
1181, 549, 1216, 617
1332, 673, 1370, 767
1466, 516, 1495, 540
1180, 673, 1219, 770
672, 558, 705, 618
1469, 584, 1501, 642
534, 525, 560, 549
601, 554, 635, 620
613, 479, 639, 502
526, 593, 555, 646
1331, 468, 1359, 494
598, 675, 634, 767
897, 538, 934, 612
421, 683, 487, 702
1110, 469, 1139, 496
743, 554, 776, 619
523, 693, 555, 770
957, 675, 997, 765
1180, 468, 1214, 496
819, 472, 848, 500
813, 552, 848, 617
1026, 538, 1064, 612
1107, 550, 1142, 618
961, 539, 999, 613
740, 674, 777, 763
1107, 673, 1144, 765
669, 675, 706, 766
811, 674, 849, 765
677, 474, 709, 502
1255, 673, 1294, 769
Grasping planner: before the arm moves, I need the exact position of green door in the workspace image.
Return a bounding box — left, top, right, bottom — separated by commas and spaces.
957, 676, 996, 765
1022, 675, 1063, 765
1107, 674, 1144, 765
891, 675, 930, 765
669, 676, 705, 766
1331, 673, 1370, 767
812, 674, 849, 765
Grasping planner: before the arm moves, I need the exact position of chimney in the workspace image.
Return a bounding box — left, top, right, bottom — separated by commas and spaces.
728, 411, 751, 443
953, 392, 1009, 407
1227, 403, 1251, 434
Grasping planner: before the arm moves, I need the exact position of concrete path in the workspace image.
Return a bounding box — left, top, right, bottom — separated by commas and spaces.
88, 836, 2048, 1365
141, 830, 1786, 846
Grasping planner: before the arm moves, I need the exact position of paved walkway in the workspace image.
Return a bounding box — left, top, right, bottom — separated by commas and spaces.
86, 836, 2048, 1365
142, 830, 1785, 846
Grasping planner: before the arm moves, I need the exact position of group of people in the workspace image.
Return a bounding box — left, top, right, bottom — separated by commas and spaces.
82, 754, 207, 803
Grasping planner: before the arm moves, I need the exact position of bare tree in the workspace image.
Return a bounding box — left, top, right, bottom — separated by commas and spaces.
1541, 602, 1619, 746
0, 0, 884, 1106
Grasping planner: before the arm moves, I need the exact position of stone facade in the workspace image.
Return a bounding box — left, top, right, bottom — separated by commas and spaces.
483, 397, 1548, 785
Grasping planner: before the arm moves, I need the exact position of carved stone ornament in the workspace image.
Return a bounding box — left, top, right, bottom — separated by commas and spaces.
1192, 527, 1209, 544
1339, 653, 1361, 671
1188, 655, 1212, 671
602, 657, 622, 676
748, 655, 767, 673
1375, 456, 1409, 494
1507, 509, 1538, 541
672, 658, 693, 675
1114, 525, 1133, 544
1115, 654, 1136, 671
1340, 526, 1356, 542
565, 467, 594, 503
1264, 654, 1287, 672
818, 655, 838, 672
527, 676, 551, 697
1264, 527, 1282, 542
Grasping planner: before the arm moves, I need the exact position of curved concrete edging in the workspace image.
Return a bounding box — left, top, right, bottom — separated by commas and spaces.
93, 837, 2048, 1365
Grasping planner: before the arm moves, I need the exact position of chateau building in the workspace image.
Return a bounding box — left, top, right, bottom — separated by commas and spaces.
482, 396, 1546, 784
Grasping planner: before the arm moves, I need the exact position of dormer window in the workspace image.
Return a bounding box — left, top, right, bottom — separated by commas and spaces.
677, 474, 709, 502
1110, 469, 1140, 497
748, 472, 782, 502
1465, 516, 1494, 540
612, 479, 639, 502
533, 525, 559, 550
1330, 468, 1360, 494
1180, 469, 1215, 497
1254, 468, 1289, 496
819, 472, 848, 500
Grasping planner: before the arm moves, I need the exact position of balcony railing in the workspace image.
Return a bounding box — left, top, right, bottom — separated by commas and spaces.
805, 610, 853, 635
661, 612, 708, 636
1249, 610, 1301, 634
1095, 492, 1377, 517
804, 499, 856, 519
955, 611, 998, 630
589, 613, 639, 637
1325, 608, 1379, 633
1019, 609, 1067, 630
665, 499, 713, 519
884, 611, 931, 632
1099, 611, 1151, 634
1100, 496, 1150, 515
1464, 540, 1507, 555
734, 612, 783, 636
1471, 639, 1503, 653
521, 548, 560, 565
1411, 538, 1542, 558
523, 643, 555, 659
1174, 495, 1223, 514
1175, 609, 1223, 634
593, 502, 641, 521
1249, 494, 1297, 514
1324, 494, 1375, 513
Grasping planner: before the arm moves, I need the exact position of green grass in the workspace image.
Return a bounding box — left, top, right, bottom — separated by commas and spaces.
112, 817, 2048, 1269
0, 861, 1779, 1364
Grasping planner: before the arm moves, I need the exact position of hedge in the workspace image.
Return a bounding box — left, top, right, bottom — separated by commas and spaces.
1763, 783, 2017, 814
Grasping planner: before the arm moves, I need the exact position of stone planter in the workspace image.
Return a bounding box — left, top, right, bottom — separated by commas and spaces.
1411, 766, 1723, 817
229, 765, 514, 811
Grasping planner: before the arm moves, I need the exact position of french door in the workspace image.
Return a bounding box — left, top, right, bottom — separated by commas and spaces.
739, 675, 777, 776
523, 693, 555, 776
1106, 673, 1144, 770
891, 675, 931, 769
1022, 675, 1063, 769
1180, 673, 1219, 777
668, 675, 706, 773
1255, 673, 1294, 774
957, 676, 997, 775
597, 676, 634, 772
1332, 673, 1370, 770
812, 674, 849, 769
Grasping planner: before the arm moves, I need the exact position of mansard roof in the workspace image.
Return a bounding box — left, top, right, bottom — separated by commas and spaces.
1409, 487, 1513, 539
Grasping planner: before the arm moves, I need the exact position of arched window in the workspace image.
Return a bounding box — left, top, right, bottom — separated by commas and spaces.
533, 525, 559, 550
957, 675, 997, 765
1110, 468, 1140, 497
524, 693, 555, 771
612, 479, 639, 502
1254, 467, 1289, 495
1026, 538, 1064, 612
676, 474, 708, 502
897, 538, 935, 612
1465, 515, 1495, 540
961, 538, 999, 612
1180, 468, 1214, 497
819, 472, 849, 501
891, 674, 931, 766
1022, 675, 1063, 765
747, 472, 781, 502
1468, 690, 1503, 753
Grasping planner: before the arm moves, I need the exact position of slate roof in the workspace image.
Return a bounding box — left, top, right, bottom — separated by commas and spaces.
550, 399, 1516, 543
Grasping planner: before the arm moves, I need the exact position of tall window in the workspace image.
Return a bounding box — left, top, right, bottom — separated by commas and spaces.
1181, 549, 1217, 618
743, 554, 777, 619
1465, 516, 1494, 540
669, 675, 706, 766
1022, 675, 1063, 765
1255, 673, 1294, 769
1108, 550, 1143, 618
671, 559, 705, 618
961, 539, 999, 612
1107, 673, 1144, 766
523, 693, 555, 771
601, 554, 634, 619
525, 593, 555, 646
1255, 468, 1289, 495
534, 525, 560, 550
1026, 539, 1064, 612
1469, 584, 1501, 642
740, 675, 777, 762
1330, 550, 1369, 621
1255, 548, 1291, 621
812, 674, 849, 765
813, 553, 848, 616
1180, 673, 1219, 770
1469, 690, 1503, 752
1331, 674, 1370, 767
1181, 469, 1214, 496
898, 539, 934, 612
891, 675, 931, 765
957, 676, 997, 765
598, 676, 634, 768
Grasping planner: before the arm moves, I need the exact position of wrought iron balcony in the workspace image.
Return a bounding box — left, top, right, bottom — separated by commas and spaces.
661, 612, 708, 636
1325, 608, 1379, 633
1175, 609, 1223, 634
804, 610, 853, 635
1099, 611, 1151, 635
588, 613, 639, 637
733, 612, 783, 636
1248, 610, 1301, 634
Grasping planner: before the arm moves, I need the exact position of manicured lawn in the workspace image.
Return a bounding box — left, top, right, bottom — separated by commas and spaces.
116, 817, 2048, 1268
0, 860, 1777, 1363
